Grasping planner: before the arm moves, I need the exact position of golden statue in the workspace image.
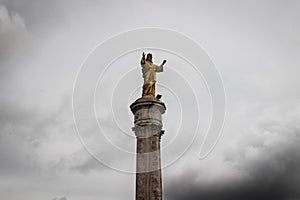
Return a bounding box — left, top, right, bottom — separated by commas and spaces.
140, 52, 166, 97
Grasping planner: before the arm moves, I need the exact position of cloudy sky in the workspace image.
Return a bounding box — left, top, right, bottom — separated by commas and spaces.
0, 0, 300, 200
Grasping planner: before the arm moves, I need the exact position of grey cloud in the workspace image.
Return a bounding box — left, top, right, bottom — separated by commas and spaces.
2, 0, 63, 29
0, 0, 299, 199
0, 5, 27, 65
166, 101, 300, 200
66, 136, 135, 174
0, 98, 41, 175
0, 94, 77, 176
52, 197, 67, 200
69, 155, 102, 174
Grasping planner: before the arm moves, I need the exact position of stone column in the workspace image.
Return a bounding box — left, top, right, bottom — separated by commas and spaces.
130, 96, 166, 200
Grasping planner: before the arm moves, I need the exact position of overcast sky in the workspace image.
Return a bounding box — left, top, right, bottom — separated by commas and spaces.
0, 0, 300, 200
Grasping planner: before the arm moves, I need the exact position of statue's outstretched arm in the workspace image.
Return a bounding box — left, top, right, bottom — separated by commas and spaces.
141, 52, 146, 65
156, 60, 166, 72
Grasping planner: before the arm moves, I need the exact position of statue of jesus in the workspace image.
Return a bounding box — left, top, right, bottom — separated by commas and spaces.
140, 52, 166, 97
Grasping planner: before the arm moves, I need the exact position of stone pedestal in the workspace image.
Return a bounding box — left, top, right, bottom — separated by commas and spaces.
130, 96, 166, 200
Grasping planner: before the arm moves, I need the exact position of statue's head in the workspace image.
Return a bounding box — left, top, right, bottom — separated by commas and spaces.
146, 53, 153, 62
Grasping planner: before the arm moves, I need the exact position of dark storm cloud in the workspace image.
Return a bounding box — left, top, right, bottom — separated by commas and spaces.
166, 148, 300, 200
166, 102, 300, 200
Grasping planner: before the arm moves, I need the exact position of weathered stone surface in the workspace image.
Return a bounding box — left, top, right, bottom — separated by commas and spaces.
130, 96, 166, 200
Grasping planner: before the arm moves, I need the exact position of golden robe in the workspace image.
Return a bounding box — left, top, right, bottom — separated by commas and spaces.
141, 60, 163, 97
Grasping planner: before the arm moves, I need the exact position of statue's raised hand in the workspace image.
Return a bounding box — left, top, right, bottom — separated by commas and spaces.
162, 60, 167, 66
